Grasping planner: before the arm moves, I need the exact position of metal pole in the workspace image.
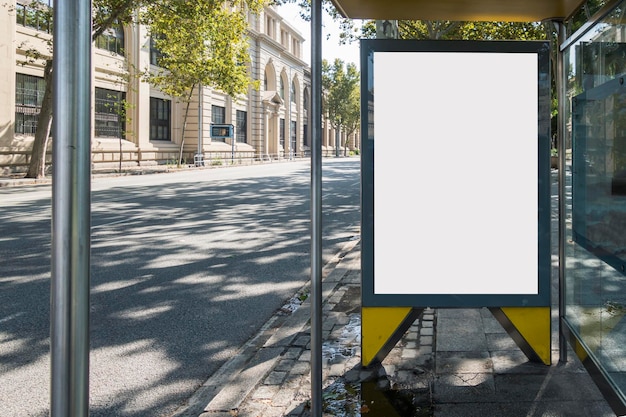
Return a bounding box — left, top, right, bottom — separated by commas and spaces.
310, 0, 323, 413
51, 0, 92, 416
198, 83, 203, 166
555, 19, 568, 364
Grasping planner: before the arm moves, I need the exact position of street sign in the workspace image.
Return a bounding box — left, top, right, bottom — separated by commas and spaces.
210, 124, 234, 139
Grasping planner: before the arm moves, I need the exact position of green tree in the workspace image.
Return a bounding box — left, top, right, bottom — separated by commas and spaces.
21, 0, 264, 178
142, 0, 264, 166
322, 58, 360, 156
19, 0, 146, 178
398, 20, 546, 40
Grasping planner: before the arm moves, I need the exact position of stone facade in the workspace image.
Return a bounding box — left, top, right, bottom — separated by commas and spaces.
0, 2, 360, 174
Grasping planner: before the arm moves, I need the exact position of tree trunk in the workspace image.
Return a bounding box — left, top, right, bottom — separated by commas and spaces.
178, 87, 195, 167
26, 59, 53, 179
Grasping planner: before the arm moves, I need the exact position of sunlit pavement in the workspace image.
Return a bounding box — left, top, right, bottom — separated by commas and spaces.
186, 171, 617, 417
3, 163, 617, 416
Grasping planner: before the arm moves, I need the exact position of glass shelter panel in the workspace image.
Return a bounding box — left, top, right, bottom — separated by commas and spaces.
564, 3, 626, 404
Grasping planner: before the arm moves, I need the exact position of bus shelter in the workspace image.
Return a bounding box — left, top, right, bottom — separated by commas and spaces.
50, 0, 626, 416
327, 0, 626, 414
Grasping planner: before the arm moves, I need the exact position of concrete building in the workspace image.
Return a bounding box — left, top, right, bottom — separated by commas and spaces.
0, 1, 360, 174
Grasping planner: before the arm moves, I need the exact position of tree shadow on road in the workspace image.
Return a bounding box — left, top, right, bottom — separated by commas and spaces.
0, 159, 361, 417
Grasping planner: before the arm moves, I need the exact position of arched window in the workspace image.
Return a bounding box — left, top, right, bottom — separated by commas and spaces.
279, 77, 285, 99
291, 81, 296, 103
303, 89, 309, 110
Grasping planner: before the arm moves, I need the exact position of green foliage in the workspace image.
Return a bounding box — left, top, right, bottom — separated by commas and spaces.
397, 20, 546, 41
322, 58, 360, 135
567, 0, 611, 35
142, 0, 265, 101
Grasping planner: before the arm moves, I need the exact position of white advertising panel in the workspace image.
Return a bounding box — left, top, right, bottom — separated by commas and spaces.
360, 40, 551, 307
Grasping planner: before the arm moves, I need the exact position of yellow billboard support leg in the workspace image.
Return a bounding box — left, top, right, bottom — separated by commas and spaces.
490, 307, 552, 365
361, 307, 423, 367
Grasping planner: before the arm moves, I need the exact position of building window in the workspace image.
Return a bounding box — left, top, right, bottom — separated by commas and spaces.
212, 105, 226, 124
281, 30, 288, 47
150, 36, 164, 66
303, 124, 308, 147
280, 118, 285, 148
236, 110, 247, 143
16, 1, 52, 33
95, 88, 125, 138
95, 23, 124, 56
212, 105, 226, 142
280, 78, 285, 99
266, 16, 274, 38
291, 81, 296, 103
303, 89, 309, 116
150, 97, 171, 141
290, 120, 297, 155
15, 73, 46, 135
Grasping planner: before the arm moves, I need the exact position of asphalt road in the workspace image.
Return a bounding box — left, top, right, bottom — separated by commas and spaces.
0, 157, 361, 417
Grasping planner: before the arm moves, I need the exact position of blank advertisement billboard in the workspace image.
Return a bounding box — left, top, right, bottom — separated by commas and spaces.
360, 40, 551, 307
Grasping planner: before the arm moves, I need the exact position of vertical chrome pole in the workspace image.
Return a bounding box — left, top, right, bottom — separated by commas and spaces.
310, 0, 323, 413
555, 20, 568, 364
51, 0, 92, 416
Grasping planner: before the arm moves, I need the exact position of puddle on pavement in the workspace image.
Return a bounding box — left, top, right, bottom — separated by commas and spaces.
319, 313, 432, 416
360, 380, 433, 417
321, 379, 432, 417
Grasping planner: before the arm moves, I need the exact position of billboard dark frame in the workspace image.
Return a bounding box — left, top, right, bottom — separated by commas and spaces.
360, 39, 552, 307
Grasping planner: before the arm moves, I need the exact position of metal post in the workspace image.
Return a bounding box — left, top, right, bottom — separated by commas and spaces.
50, 0, 92, 416
555, 19, 568, 364
197, 83, 204, 166
310, 0, 323, 413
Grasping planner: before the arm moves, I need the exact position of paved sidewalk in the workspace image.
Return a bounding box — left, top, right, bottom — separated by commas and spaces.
176, 238, 617, 417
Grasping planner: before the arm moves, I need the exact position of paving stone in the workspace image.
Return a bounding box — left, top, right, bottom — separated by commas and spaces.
275, 359, 296, 372
322, 321, 335, 331
264, 371, 287, 385
420, 327, 434, 336
262, 405, 287, 417
298, 350, 311, 362
401, 348, 420, 359
286, 401, 308, 416
436, 351, 493, 374
405, 341, 417, 349
290, 361, 310, 375
405, 331, 418, 340
271, 388, 297, 406
236, 401, 267, 417
421, 335, 433, 346
251, 385, 279, 400
282, 348, 302, 360
434, 373, 497, 403
293, 335, 310, 347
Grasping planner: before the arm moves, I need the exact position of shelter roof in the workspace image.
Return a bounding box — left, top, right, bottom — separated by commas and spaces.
329, 0, 586, 22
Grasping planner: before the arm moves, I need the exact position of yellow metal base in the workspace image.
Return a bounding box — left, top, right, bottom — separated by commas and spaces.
362, 306, 551, 367
361, 307, 422, 367
493, 307, 552, 365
